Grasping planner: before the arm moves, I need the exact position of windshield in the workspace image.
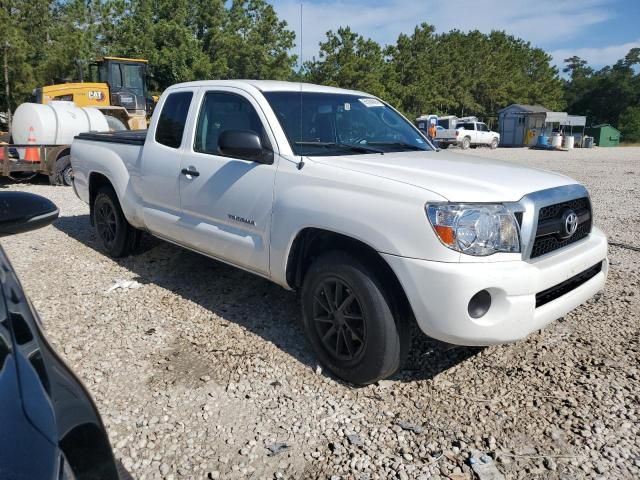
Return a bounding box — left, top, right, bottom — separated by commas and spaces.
263, 91, 432, 155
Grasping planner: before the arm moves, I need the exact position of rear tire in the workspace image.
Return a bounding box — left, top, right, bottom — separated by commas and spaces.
51, 155, 73, 186
439, 143, 449, 149
461, 137, 471, 149
301, 251, 408, 385
93, 186, 139, 257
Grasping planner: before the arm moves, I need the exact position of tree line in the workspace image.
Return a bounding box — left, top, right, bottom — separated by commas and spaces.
2, 0, 639, 141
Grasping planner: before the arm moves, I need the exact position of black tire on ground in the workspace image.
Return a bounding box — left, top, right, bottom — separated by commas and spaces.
470, 145, 478, 149
301, 251, 409, 385
461, 137, 471, 149
51, 154, 73, 186
490, 138, 499, 149
105, 115, 128, 131
439, 143, 449, 149
93, 186, 140, 257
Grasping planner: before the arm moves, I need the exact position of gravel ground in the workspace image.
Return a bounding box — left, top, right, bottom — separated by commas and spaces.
2, 146, 639, 480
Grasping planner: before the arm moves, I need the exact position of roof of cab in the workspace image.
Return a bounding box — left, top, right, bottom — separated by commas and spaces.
165, 80, 372, 97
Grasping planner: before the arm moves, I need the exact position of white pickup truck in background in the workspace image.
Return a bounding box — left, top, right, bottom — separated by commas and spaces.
71, 80, 607, 385
438, 120, 500, 150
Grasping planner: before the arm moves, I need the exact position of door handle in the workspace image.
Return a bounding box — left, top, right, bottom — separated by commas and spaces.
181, 168, 200, 177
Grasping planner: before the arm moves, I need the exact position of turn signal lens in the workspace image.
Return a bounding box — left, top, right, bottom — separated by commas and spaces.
434, 225, 455, 246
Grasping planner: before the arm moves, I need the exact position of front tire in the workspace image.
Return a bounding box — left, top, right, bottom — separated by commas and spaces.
93, 186, 139, 257
461, 137, 471, 149
301, 251, 407, 385
490, 138, 499, 149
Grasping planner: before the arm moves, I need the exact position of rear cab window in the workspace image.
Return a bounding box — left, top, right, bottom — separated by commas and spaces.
155, 91, 194, 148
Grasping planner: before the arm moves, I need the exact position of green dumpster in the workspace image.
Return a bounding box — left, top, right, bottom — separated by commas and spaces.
584, 124, 621, 147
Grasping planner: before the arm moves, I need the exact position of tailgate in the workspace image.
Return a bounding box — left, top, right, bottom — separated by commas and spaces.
436, 130, 458, 140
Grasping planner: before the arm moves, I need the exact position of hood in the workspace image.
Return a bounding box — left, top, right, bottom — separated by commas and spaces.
310, 150, 577, 202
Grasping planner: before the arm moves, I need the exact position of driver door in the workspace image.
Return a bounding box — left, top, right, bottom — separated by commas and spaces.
178, 88, 279, 276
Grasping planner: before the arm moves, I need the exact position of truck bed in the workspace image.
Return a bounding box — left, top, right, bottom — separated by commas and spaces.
75, 129, 147, 146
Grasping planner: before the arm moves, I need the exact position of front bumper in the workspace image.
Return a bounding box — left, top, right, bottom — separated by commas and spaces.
383, 227, 608, 345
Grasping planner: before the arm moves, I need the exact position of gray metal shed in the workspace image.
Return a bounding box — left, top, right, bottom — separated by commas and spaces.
498, 104, 548, 146
498, 104, 587, 147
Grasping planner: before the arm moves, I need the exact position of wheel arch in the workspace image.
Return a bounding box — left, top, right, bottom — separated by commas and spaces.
45, 145, 71, 173
88, 172, 115, 226
285, 227, 414, 320
56, 147, 71, 161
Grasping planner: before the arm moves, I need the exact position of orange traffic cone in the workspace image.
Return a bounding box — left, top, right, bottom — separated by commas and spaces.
24, 127, 40, 162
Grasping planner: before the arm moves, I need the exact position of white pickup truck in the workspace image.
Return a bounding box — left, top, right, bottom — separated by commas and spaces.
437, 120, 500, 150
71, 80, 607, 385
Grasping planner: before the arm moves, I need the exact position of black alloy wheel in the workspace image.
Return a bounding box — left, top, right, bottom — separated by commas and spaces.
95, 201, 118, 248
301, 251, 410, 385
312, 277, 367, 362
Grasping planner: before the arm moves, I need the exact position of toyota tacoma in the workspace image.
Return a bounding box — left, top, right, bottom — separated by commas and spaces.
70, 81, 608, 385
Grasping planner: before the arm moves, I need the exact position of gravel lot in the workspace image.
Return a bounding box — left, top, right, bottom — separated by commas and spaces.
2, 146, 639, 480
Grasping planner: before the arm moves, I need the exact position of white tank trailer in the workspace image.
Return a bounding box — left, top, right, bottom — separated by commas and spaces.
12, 101, 109, 146
5, 101, 110, 185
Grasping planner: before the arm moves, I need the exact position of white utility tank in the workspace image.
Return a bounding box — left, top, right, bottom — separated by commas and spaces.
551, 133, 563, 148
562, 135, 575, 149
12, 101, 110, 146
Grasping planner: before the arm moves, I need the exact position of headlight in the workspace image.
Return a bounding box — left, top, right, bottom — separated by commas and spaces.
426, 203, 520, 256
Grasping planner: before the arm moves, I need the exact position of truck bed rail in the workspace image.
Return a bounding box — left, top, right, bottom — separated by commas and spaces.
75, 130, 147, 146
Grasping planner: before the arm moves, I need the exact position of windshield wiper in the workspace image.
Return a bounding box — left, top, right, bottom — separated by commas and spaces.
367, 141, 427, 151
295, 141, 384, 154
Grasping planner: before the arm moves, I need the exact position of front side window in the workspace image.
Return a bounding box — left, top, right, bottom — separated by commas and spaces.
155, 91, 193, 149
194, 92, 269, 155
263, 92, 431, 156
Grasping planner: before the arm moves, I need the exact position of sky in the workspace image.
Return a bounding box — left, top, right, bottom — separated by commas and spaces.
271, 0, 640, 72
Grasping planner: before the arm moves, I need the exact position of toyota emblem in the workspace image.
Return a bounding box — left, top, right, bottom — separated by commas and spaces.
564, 211, 579, 237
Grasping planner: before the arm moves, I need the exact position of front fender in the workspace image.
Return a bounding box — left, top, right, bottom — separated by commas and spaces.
269, 159, 455, 286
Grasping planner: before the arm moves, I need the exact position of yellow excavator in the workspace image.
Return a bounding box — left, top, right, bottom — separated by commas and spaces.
31, 57, 151, 130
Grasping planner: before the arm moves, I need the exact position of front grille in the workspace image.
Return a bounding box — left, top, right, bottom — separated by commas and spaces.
530, 197, 592, 258
535, 262, 602, 307
538, 197, 590, 222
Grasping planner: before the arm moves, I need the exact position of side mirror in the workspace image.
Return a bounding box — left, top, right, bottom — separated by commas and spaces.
219, 129, 273, 164
0, 192, 59, 238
